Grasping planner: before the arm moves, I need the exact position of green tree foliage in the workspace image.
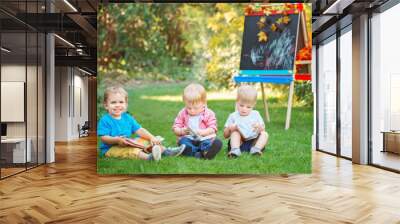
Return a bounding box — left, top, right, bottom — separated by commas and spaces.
98, 4, 193, 81
204, 4, 244, 89
294, 81, 313, 107
98, 3, 246, 86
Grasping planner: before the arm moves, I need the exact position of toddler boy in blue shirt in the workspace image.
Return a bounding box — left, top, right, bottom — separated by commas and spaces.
98, 86, 185, 161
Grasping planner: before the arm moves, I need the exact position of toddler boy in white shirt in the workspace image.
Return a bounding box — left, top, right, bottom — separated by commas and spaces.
223, 85, 269, 157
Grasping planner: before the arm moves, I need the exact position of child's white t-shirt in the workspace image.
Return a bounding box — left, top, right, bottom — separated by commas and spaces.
188, 115, 201, 131
224, 110, 264, 140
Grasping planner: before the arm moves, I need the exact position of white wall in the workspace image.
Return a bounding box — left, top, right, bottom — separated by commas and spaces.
54, 67, 89, 141
1, 65, 27, 138
72, 72, 89, 138
54, 66, 69, 141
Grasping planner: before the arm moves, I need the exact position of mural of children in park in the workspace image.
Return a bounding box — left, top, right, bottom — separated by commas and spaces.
97, 3, 312, 174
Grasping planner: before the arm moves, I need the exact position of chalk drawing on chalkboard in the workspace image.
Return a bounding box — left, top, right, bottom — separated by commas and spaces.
249, 28, 295, 70
239, 13, 300, 72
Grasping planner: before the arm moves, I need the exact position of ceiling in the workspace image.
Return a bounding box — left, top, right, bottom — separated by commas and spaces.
2, 0, 397, 74
312, 0, 391, 44
0, 0, 97, 75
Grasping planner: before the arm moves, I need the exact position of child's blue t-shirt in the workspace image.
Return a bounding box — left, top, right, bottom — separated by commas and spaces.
97, 112, 141, 156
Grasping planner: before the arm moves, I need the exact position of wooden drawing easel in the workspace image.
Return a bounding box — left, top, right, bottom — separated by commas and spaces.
286, 10, 309, 129
255, 9, 309, 130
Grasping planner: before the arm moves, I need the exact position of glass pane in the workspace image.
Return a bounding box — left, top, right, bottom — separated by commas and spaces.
340, 29, 352, 158
27, 31, 38, 169
38, 33, 45, 165
317, 37, 337, 154
371, 4, 400, 171
0, 0, 46, 178
1, 30, 27, 177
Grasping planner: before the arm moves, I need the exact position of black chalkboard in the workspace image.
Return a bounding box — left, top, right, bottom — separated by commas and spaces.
239, 13, 300, 71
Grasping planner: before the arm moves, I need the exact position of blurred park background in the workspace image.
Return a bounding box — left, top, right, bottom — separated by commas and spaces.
98, 3, 312, 111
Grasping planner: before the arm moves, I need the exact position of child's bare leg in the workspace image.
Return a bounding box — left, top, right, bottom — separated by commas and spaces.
229, 131, 242, 156
156, 145, 165, 152
254, 131, 268, 149
230, 131, 242, 149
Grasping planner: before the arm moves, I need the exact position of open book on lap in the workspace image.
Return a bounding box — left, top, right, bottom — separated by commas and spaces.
125, 138, 149, 149
185, 127, 216, 141
125, 136, 164, 151
184, 133, 216, 141
236, 122, 259, 141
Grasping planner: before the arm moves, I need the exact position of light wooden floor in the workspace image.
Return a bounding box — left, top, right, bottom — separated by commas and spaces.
1, 136, 400, 223
1, 167, 25, 177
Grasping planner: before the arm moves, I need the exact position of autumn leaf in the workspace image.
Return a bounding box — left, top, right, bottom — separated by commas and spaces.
271, 23, 277, 32
245, 6, 253, 15
257, 16, 266, 29
276, 17, 282, 25
282, 16, 290, 24
297, 3, 303, 11
296, 45, 312, 60
257, 21, 265, 29
258, 31, 268, 42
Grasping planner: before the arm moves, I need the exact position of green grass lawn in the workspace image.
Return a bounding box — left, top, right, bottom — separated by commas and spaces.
97, 82, 312, 174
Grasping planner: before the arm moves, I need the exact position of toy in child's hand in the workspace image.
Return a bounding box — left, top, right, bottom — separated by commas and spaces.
181, 127, 190, 135
186, 127, 201, 141
187, 126, 198, 136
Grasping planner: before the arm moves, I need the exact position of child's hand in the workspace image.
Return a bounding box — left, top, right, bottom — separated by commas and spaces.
118, 137, 133, 147
252, 123, 265, 133
228, 124, 238, 132
181, 127, 190, 135
196, 129, 207, 137
150, 136, 161, 145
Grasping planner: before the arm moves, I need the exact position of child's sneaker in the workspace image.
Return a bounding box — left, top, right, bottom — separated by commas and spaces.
202, 139, 222, 160
194, 152, 202, 159
228, 148, 241, 157
152, 145, 162, 161
163, 144, 186, 157
250, 147, 262, 156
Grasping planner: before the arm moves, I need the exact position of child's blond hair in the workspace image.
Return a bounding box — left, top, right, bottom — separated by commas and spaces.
237, 85, 257, 105
103, 86, 128, 104
183, 83, 207, 105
